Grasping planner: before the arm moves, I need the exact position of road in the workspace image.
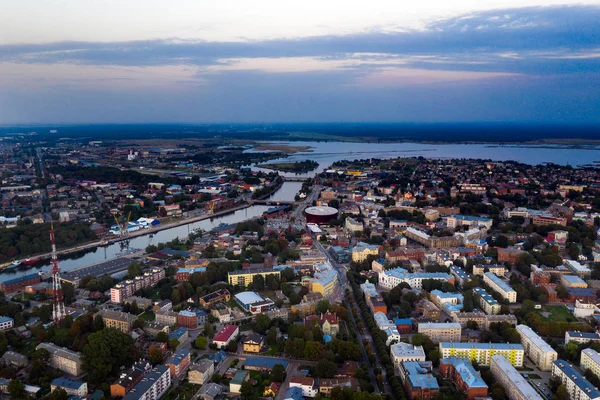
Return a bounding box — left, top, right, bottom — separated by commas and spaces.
313, 239, 382, 395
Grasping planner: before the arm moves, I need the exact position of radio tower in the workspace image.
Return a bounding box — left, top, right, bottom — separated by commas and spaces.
50, 223, 66, 325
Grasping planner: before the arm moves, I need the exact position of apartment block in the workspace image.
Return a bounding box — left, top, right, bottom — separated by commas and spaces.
418, 322, 461, 344
122, 364, 171, 400
110, 268, 165, 303
516, 324, 557, 371
581, 348, 600, 379
390, 343, 426, 374
36, 343, 82, 376
439, 342, 524, 367
490, 355, 542, 400
483, 272, 517, 303
439, 357, 488, 400
227, 269, 280, 287
473, 287, 501, 315
96, 310, 137, 333
552, 360, 600, 400
472, 264, 506, 277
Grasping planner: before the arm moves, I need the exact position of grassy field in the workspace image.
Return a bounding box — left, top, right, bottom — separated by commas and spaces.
535, 305, 574, 322
139, 311, 156, 321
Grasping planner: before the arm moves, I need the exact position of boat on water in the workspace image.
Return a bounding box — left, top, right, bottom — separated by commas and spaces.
22, 257, 40, 266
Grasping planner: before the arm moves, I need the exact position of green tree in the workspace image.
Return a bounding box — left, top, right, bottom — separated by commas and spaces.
254, 314, 271, 335
204, 322, 215, 338
156, 331, 169, 343
466, 320, 479, 330
553, 384, 570, 400
316, 300, 330, 314
127, 262, 143, 279
267, 326, 278, 346
168, 338, 180, 349
171, 289, 181, 305
7, 379, 24, 399
82, 328, 135, 384
93, 315, 104, 331
314, 358, 337, 378
149, 347, 164, 364
272, 363, 286, 382
45, 388, 68, 400
195, 336, 208, 350
241, 380, 257, 400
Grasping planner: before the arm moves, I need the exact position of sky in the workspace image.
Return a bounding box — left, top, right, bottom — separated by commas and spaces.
1, 0, 600, 124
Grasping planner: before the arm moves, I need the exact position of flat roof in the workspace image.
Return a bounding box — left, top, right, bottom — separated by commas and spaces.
473, 287, 500, 306
484, 272, 516, 294
440, 342, 524, 351
419, 322, 461, 330
234, 291, 265, 305
244, 356, 288, 369
214, 325, 238, 342
582, 348, 600, 367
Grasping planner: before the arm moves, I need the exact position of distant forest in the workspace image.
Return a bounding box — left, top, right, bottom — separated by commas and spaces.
2, 123, 600, 143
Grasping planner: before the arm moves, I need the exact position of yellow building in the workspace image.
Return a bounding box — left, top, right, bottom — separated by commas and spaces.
227, 269, 280, 287
581, 348, 600, 377
351, 242, 380, 263
96, 310, 137, 333
242, 333, 265, 353
439, 342, 524, 367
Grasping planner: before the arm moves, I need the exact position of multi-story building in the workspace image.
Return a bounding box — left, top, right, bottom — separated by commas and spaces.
345, 217, 363, 233
0, 316, 14, 331
177, 310, 198, 329
552, 359, 600, 400
429, 290, 463, 309
36, 343, 82, 376
581, 348, 600, 378
306, 262, 339, 297
532, 215, 568, 226
122, 364, 171, 400
484, 314, 518, 329
565, 331, 600, 345
227, 269, 280, 287
439, 358, 488, 400
96, 310, 137, 333
447, 215, 493, 230
351, 242, 380, 262
417, 323, 461, 344
155, 310, 178, 326
473, 287, 501, 315
374, 312, 402, 345
304, 312, 340, 336
110, 268, 165, 303
564, 260, 592, 277
452, 312, 487, 328
398, 361, 439, 400
497, 247, 525, 263
405, 227, 460, 248
111, 362, 149, 398
483, 272, 517, 303
213, 325, 239, 349
490, 355, 542, 400
390, 343, 426, 374
516, 325, 557, 371
188, 359, 215, 385
472, 264, 506, 277
449, 265, 471, 287
289, 377, 319, 398
378, 267, 454, 290
439, 342, 524, 367
165, 349, 191, 378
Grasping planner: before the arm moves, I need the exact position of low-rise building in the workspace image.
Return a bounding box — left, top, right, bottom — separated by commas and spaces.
289, 377, 318, 398
155, 310, 178, 326
439, 342, 524, 367
242, 333, 265, 353
188, 359, 215, 385
564, 260, 592, 277
213, 325, 239, 349
234, 291, 274, 314
417, 322, 461, 344
51, 378, 87, 397
490, 355, 542, 400
472, 264, 506, 277
439, 357, 488, 400
516, 324, 557, 371
552, 359, 600, 400
565, 331, 600, 345
304, 312, 340, 336
378, 267, 454, 290
169, 327, 189, 344
199, 289, 231, 307
561, 274, 588, 288
229, 370, 250, 394
351, 242, 380, 262
0, 316, 14, 331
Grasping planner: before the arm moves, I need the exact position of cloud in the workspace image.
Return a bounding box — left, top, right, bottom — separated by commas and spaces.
0, 5, 598, 77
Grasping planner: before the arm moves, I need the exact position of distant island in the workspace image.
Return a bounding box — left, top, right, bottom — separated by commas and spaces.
260, 159, 319, 172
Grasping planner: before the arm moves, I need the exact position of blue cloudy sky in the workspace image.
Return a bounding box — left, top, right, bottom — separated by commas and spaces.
1, 0, 599, 124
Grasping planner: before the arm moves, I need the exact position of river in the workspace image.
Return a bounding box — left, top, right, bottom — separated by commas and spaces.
4, 140, 599, 283
250, 141, 600, 178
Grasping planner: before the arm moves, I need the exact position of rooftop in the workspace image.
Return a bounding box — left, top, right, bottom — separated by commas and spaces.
473, 287, 500, 306
491, 355, 542, 400
51, 378, 85, 390
483, 272, 516, 294
391, 342, 426, 359
440, 357, 487, 389
440, 342, 524, 351
516, 325, 556, 354
419, 322, 461, 330
234, 291, 265, 305
213, 325, 238, 342
122, 365, 170, 400
553, 359, 600, 398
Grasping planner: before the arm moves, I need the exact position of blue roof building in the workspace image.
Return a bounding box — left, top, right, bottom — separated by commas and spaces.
51, 378, 87, 396
283, 386, 303, 400
169, 327, 188, 341
552, 359, 600, 400
400, 361, 439, 393
244, 356, 289, 371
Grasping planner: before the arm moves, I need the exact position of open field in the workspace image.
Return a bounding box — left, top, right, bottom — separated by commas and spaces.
535, 305, 574, 322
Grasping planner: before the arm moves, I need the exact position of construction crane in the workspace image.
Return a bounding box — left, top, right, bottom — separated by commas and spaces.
113, 211, 132, 238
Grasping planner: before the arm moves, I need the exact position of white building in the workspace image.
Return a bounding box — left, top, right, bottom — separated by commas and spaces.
418, 322, 461, 344
581, 348, 600, 378
490, 355, 542, 400
564, 259, 592, 276
378, 267, 453, 290
390, 343, 426, 373
516, 325, 557, 371
472, 287, 501, 315
36, 343, 82, 376
374, 312, 402, 345
483, 272, 517, 303
447, 215, 493, 230
345, 217, 363, 233
289, 377, 318, 398
565, 331, 600, 345
123, 364, 171, 400
0, 316, 14, 331
552, 360, 600, 400
574, 300, 599, 318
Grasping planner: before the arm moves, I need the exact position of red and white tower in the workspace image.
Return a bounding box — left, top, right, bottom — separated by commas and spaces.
50, 223, 66, 324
